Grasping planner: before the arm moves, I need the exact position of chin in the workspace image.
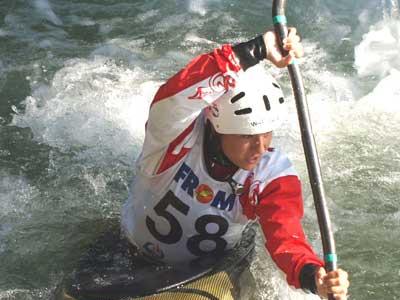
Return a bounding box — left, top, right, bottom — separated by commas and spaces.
239, 162, 257, 171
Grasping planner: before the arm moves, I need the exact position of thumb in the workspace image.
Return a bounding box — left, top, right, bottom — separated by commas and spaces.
315, 267, 329, 298
316, 267, 327, 285
273, 51, 295, 68
282, 51, 295, 66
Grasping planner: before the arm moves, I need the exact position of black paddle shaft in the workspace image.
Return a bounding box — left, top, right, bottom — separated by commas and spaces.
271, 0, 337, 296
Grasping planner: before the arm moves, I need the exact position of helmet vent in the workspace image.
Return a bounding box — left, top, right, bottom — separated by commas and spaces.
263, 95, 271, 111
272, 82, 280, 89
279, 97, 284, 104
231, 92, 245, 104
234, 108, 252, 115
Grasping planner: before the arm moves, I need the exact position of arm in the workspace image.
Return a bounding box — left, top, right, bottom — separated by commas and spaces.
255, 175, 324, 289
140, 38, 265, 176
139, 29, 303, 175
139, 45, 242, 175
255, 176, 350, 299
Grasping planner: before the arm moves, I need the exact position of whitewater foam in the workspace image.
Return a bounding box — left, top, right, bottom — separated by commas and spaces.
354, 20, 400, 78
12, 56, 159, 165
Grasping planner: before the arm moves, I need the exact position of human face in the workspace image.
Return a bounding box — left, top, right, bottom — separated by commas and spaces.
220, 132, 272, 170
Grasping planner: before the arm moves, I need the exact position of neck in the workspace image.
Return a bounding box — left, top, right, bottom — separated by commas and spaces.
204, 122, 238, 181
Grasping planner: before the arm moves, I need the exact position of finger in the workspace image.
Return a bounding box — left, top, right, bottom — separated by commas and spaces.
292, 45, 304, 58
328, 284, 348, 294
287, 27, 297, 38
283, 35, 303, 58
282, 52, 295, 66
283, 37, 300, 49
326, 279, 350, 292
289, 27, 302, 43
337, 269, 349, 281
333, 294, 348, 300
326, 283, 349, 299
294, 47, 304, 58
329, 274, 350, 286
283, 43, 303, 58
332, 291, 348, 300
272, 56, 291, 68
275, 54, 294, 68
284, 32, 301, 44
326, 269, 349, 283
284, 35, 301, 46
316, 267, 327, 284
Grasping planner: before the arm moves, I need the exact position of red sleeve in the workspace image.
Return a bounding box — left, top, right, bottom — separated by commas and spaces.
255, 175, 324, 288
151, 44, 241, 107
140, 44, 242, 175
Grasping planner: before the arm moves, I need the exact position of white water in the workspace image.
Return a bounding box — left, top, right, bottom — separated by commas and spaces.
0, 174, 38, 255
2, 0, 400, 299
7, 17, 400, 300
12, 55, 158, 164
355, 20, 400, 78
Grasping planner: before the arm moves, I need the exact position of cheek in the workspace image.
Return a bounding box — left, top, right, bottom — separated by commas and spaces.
262, 133, 273, 149
221, 140, 233, 158
222, 138, 248, 160
266, 136, 273, 148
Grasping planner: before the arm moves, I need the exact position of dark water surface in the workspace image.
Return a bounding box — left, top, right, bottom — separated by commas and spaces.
1, 0, 400, 299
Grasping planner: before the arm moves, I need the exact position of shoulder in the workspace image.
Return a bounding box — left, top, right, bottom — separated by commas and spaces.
137, 114, 206, 176
252, 148, 298, 187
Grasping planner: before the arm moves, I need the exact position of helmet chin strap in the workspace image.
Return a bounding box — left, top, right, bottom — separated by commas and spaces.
204, 121, 244, 195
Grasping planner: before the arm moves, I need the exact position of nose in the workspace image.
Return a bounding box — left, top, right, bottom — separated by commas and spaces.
251, 134, 269, 154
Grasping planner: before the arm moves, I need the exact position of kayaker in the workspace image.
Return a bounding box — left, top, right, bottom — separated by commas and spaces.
121, 28, 349, 299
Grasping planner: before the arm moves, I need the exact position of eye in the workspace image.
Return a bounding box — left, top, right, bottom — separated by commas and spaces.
261, 132, 272, 139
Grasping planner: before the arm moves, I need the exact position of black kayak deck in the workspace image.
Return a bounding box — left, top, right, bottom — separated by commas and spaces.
62, 226, 256, 300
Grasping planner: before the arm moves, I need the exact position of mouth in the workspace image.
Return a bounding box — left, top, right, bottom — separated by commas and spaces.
247, 156, 260, 164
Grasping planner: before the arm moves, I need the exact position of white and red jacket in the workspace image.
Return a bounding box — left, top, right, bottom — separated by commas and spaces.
121, 44, 323, 289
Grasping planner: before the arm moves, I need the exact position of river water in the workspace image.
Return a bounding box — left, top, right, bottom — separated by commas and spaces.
1, 0, 400, 299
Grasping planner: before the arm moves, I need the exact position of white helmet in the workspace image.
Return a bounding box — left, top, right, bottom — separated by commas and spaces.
206, 65, 286, 135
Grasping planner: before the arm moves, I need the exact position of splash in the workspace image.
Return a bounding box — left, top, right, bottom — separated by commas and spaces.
352, 15, 400, 134
0, 174, 38, 220
250, 228, 320, 300
355, 68, 400, 112
187, 0, 207, 16
354, 19, 400, 78
12, 56, 159, 164
382, 0, 399, 19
